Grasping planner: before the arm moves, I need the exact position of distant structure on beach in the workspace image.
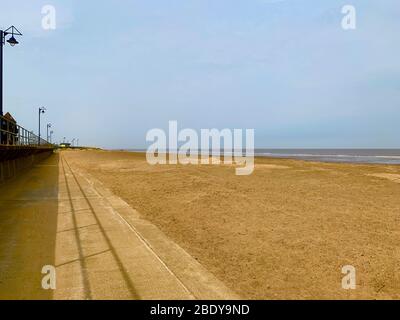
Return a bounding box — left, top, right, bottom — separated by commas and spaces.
60, 142, 71, 148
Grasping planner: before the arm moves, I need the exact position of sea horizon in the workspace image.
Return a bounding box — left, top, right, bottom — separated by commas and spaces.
112, 148, 400, 165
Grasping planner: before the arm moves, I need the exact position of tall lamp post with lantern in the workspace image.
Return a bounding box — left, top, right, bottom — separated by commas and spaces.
38, 107, 46, 145
0, 26, 22, 116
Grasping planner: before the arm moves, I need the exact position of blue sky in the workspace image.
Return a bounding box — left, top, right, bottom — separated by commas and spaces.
1, 0, 399, 148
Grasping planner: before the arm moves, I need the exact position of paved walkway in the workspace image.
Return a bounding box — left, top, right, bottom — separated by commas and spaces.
0, 152, 239, 300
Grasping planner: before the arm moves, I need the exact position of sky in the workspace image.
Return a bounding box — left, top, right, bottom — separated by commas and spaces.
0, 0, 399, 148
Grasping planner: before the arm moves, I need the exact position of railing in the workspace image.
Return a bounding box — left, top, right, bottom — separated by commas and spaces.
0, 115, 51, 147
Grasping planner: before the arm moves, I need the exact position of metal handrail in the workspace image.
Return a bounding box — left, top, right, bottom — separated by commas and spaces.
0, 115, 52, 147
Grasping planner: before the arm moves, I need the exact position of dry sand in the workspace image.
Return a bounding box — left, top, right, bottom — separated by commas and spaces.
62, 150, 400, 299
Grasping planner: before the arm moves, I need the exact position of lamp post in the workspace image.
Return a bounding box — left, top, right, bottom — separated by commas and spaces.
1, 26, 22, 116
46, 123, 52, 141
49, 130, 54, 144
38, 107, 46, 145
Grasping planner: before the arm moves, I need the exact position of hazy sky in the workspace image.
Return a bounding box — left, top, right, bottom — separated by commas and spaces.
1, 0, 399, 148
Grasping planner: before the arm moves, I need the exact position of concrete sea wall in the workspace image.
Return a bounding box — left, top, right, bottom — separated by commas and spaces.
0, 147, 54, 183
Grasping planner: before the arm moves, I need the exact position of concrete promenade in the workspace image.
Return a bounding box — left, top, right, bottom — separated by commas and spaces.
0, 152, 239, 300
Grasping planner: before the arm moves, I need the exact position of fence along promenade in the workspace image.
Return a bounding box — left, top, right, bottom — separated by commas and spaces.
0, 114, 51, 147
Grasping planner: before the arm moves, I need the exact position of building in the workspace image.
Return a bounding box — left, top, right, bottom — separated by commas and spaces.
1, 112, 18, 146
60, 143, 71, 148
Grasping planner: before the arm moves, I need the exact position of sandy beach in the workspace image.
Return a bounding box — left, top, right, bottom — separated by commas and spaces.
61, 149, 400, 299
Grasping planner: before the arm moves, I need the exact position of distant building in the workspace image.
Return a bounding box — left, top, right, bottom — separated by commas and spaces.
60, 143, 71, 148
3, 112, 16, 123
1, 112, 18, 145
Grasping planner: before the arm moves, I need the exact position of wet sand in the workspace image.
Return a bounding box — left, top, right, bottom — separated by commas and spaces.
62, 150, 400, 299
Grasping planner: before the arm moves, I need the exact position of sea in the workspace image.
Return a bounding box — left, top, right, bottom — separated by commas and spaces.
123, 149, 400, 165
254, 149, 400, 165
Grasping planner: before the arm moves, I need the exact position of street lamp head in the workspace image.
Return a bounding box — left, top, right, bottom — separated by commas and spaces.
7, 36, 19, 46
3, 26, 22, 47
